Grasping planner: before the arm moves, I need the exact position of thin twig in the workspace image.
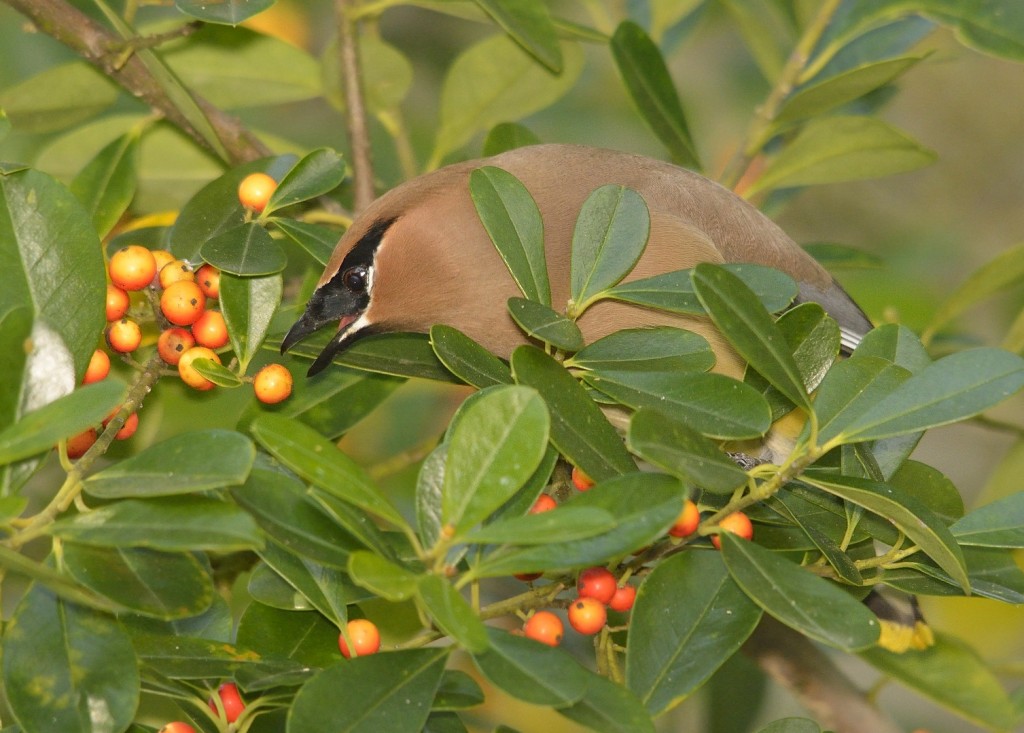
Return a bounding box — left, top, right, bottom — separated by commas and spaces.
335, 0, 376, 211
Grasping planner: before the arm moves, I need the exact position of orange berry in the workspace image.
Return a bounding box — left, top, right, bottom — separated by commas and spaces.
150, 248, 175, 274
338, 619, 381, 658
83, 349, 110, 384
178, 346, 220, 391
105, 284, 130, 321
157, 327, 195, 366
196, 264, 221, 299
157, 724, 196, 733
669, 499, 700, 538
571, 466, 595, 491
161, 280, 206, 326
108, 245, 157, 291
106, 318, 142, 353
208, 682, 245, 724
568, 597, 607, 635
238, 172, 277, 213
158, 259, 195, 289
523, 610, 563, 647
577, 566, 616, 605
711, 511, 754, 550
66, 428, 98, 459
529, 494, 557, 514
192, 310, 229, 349
608, 584, 636, 612
103, 411, 139, 441
253, 363, 292, 404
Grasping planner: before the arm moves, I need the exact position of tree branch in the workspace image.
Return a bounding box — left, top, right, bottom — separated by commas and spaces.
743, 617, 902, 733
335, 0, 376, 211
4, 0, 270, 165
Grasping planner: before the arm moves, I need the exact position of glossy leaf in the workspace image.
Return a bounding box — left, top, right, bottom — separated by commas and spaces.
3, 584, 138, 733
482, 122, 541, 156
0, 380, 124, 465
749, 116, 936, 194
175, 0, 274, 24
236, 602, 340, 668
692, 264, 811, 410
201, 221, 287, 276
611, 21, 700, 168
511, 346, 636, 479
460, 505, 615, 545
418, 575, 489, 653
626, 408, 749, 492
258, 543, 352, 624
473, 627, 587, 706
84, 429, 254, 498
132, 632, 305, 684
568, 327, 714, 373
569, 185, 650, 313
952, 493, 1024, 548
814, 357, 911, 446
442, 386, 549, 532
883, 546, 1024, 605
417, 444, 447, 549
62, 542, 213, 619
273, 218, 338, 265
626, 551, 761, 715
347, 551, 418, 602
470, 166, 549, 304
251, 413, 405, 527
472, 0, 563, 72
430, 325, 512, 388
220, 272, 282, 373
720, 534, 879, 651
507, 298, 583, 351
266, 148, 346, 214
69, 131, 139, 238
50, 496, 262, 552
287, 649, 448, 733
559, 668, 655, 733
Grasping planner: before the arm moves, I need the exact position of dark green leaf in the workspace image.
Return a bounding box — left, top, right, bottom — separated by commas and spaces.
70, 131, 139, 238
507, 298, 583, 351
482, 122, 541, 156
3, 584, 138, 733
626, 551, 761, 715
347, 551, 418, 602
952, 493, 1024, 548
720, 534, 879, 651
283, 332, 459, 383
814, 357, 910, 446
258, 543, 353, 624
266, 148, 346, 214
287, 649, 448, 733
174, 0, 274, 25
460, 506, 615, 545
559, 668, 655, 733
84, 429, 254, 498
472, 0, 563, 72
473, 627, 587, 706
272, 218, 338, 265
425, 712, 469, 733
771, 495, 862, 584
883, 546, 1024, 605
610, 21, 700, 168
568, 327, 714, 373
191, 356, 243, 387
433, 670, 485, 710
417, 575, 489, 653
236, 603, 340, 668
430, 325, 512, 388
201, 221, 287, 276
220, 272, 282, 373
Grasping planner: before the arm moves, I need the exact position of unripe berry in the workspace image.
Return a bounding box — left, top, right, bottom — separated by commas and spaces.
238, 172, 277, 213
523, 610, 563, 647
83, 349, 110, 384
161, 280, 206, 326
106, 318, 142, 353
158, 259, 195, 289
711, 511, 754, 549
669, 499, 700, 538
338, 618, 381, 658
253, 363, 293, 404
196, 263, 221, 298
208, 682, 245, 724
191, 310, 229, 349
157, 327, 195, 366
571, 466, 595, 491
108, 245, 157, 291
577, 566, 616, 605
105, 284, 130, 321
178, 347, 220, 391
608, 584, 637, 612
568, 597, 607, 635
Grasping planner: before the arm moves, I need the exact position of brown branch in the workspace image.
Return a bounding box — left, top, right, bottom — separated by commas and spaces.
4, 0, 270, 165
743, 617, 902, 733
335, 0, 375, 211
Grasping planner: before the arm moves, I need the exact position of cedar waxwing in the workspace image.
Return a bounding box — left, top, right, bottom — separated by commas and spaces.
281, 143, 931, 652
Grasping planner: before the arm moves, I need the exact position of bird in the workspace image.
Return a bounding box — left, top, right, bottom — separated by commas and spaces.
280, 143, 928, 652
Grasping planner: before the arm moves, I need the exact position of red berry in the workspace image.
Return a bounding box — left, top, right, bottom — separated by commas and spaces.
529, 494, 557, 514
196, 263, 221, 298
83, 349, 110, 384
208, 682, 245, 724
568, 596, 607, 635
571, 466, 595, 491
157, 327, 195, 366
669, 499, 700, 538
157, 724, 196, 733
577, 566, 616, 605
160, 280, 206, 326
66, 428, 97, 459
105, 284, 130, 321
106, 318, 142, 353
253, 363, 293, 404
339, 618, 381, 658
108, 245, 157, 291
711, 511, 754, 549
238, 172, 277, 213
523, 610, 563, 647
608, 584, 637, 612
191, 310, 229, 349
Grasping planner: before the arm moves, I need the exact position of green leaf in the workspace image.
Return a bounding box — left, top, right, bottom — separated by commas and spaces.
132, 632, 306, 684
50, 496, 263, 552
84, 429, 254, 498
272, 218, 338, 265
952, 493, 1024, 548
558, 668, 656, 733
251, 414, 406, 527
604, 264, 798, 316
323, 35, 413, 115
442, 386, 549, 533
287, 649, 448, 733
569, 185, 650, 314
417, 444, 447, 549
507, 298, 583, 351
692, 264, 811, 411
852, 323, 931, 372
750, 116, 936, 194
0, 62, 119, 133
861, 634, 1019, 731
62, 542, 214, 620
469, 166, 550, 305
236, 603, 340, 669
883, 546, 1024, 605
803, 241, 885, 269
511, 346, 635, 478
460, 506, 615, 545
756, 720, 821, 733
2, 584, 138, 733
201, 221, 287, 276
430, 34, 582, 167
258, 543, 352, 624
473, 627, 587, 706
836, 348, 1024, 442
430, 325, 512, 388
417, 575, 490, 653
482, 122, 541, 156
347, 551, 418, 602
472, 0, 563, 72
191, 357, 244, 388
0, 380, 125, 465
433, 670, 485, 710
569, 327, 715, 373
720, 534, 880, 651
174, 0, 274, 24
814, 357, 911, 446
69, 131, 139, 238
610, 21, 700, 169
283, 332, 459, 383
802, 471, 969, 593
220, 272, 283, 373
718, 0, 792, 80
626, 408, 749, 492
625, 551, 762, 715
266, 148, 346, 214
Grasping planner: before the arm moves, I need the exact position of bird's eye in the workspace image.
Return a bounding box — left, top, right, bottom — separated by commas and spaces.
342, 266, 367, 293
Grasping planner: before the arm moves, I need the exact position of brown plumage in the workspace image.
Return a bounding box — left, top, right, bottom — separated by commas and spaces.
281, 144, 870, 378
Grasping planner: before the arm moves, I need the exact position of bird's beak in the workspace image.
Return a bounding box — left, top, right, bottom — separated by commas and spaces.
281, 288, 366, 376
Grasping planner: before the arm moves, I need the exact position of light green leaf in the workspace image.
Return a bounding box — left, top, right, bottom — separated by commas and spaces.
174, 0, 274, 24
347, 551, 418, 602
0, 62, 119, 133
272, 218, 338, 265
952, 493, 1024, 548
483, 122, 541, 156
70, 131, 139, 238
418, 574, 490, 653
266, 148, 346, 214
472, 0, 563, 72
201, 221, 287, 276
